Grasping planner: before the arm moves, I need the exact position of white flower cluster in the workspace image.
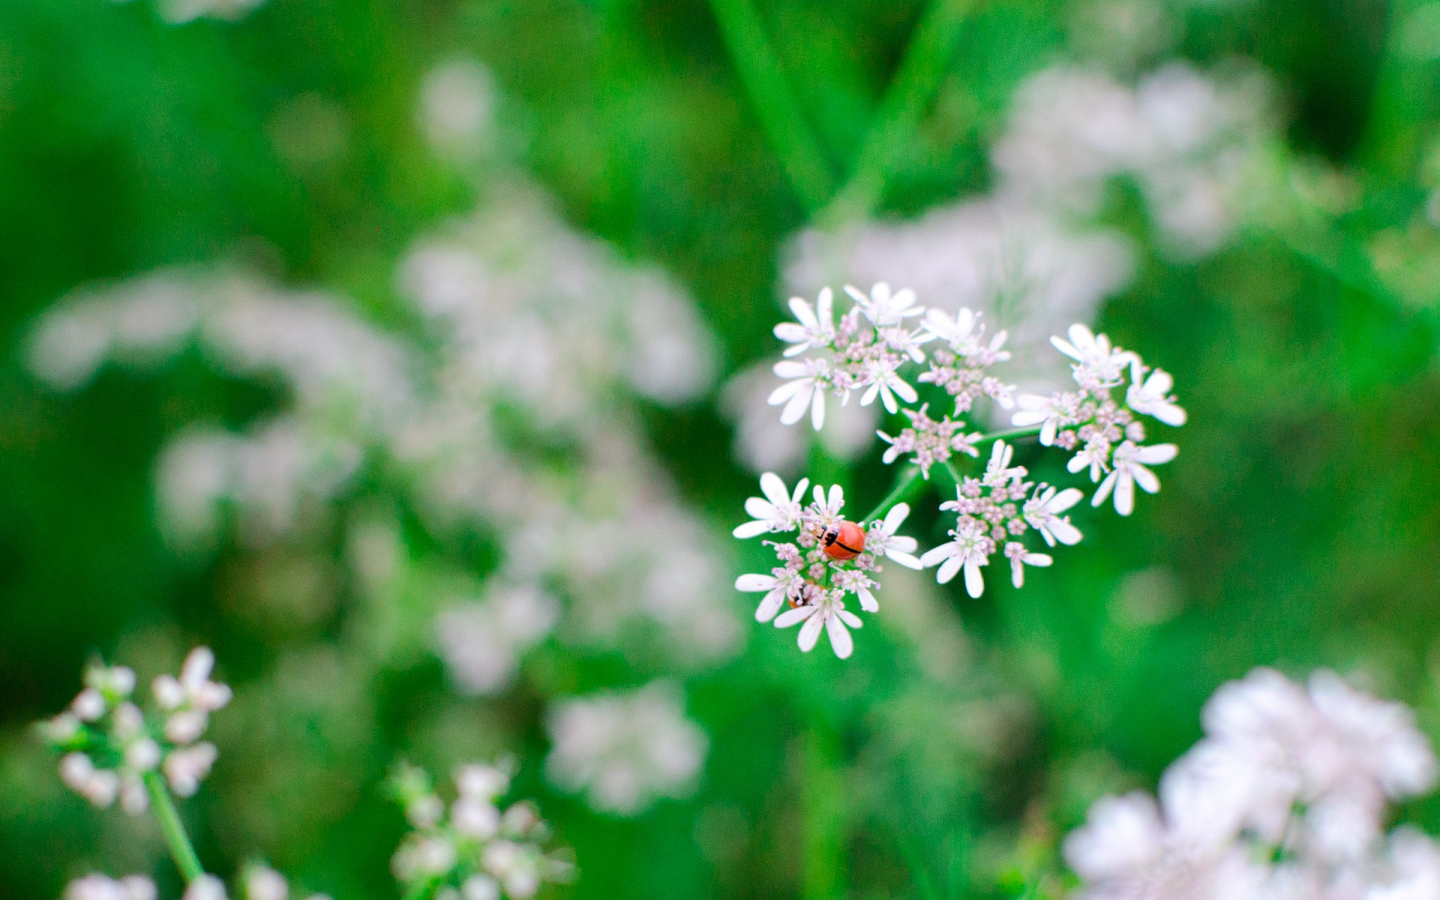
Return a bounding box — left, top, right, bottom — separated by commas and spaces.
1065, 668, 1440, 900
733, 474, 921, 657
740, 284, 1184, 655
1011, 324, 1183, 516
42, 647, 230, 814
995, 63, 1271, 257
544, 681, 708, 815
391, 762, 572, 900
29, 192, 735, 693
918, 441, 1082, 599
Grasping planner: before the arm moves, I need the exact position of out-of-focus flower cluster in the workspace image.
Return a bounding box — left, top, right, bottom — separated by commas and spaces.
544, 681, 708, 814
29, 77, 730, 809
41, 647, 230, 815
731, 61, 1270, 475
733, 474, 921, 657
391, 762, 572, 900
1065, 668, 1440, 899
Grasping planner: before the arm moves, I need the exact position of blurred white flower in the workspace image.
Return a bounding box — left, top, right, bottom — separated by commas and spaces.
419, 59, 497, 157
1068, 668, 1440, 900
182, 875, 229, 900
434, 583, 559, 695
545, 681, 707, 815
64, 874, 157, 900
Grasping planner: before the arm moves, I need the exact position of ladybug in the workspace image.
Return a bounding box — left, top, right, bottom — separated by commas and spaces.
820, 520, 866, 561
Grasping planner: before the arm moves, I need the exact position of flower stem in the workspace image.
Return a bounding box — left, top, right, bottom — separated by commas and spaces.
860, 464, 923, 524
143, 771, 205, 884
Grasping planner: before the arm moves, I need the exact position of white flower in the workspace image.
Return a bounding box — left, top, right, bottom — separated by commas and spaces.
769, 359, 829, 429
982, 439, 1027, 487
244, 866, 290, 900
1092, 441, 1178, 515
64, 874, 158, 900
544, 681, 707, 815
920, 517, 993, 598
183, 875, 228, 900
773, 288, 836, 356
1024, 485, 1084, 546
735, 569, 804, 623
920, 307, 979, 349
732, 473, 811, 538
1052, 323, 1132, 388
153, 646, 232, 717
1003, 541, 1052, 587
809, 483, 846, 528
1068, 433, 1114, 482
857, 358, 918, 413
773, 592, 862, 658
844, 282, 923, 327
59, 753, 119, 808
164, 741, 218, 796
1127, 361, 1187, 426
865, 503, 922, 569
1064, 791, 1166, 883
1011, 393, 1070, 445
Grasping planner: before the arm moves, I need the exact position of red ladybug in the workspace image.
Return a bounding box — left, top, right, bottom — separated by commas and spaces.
820, 520, 866, 561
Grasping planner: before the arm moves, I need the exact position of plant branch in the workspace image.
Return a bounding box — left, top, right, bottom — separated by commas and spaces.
143, 771, 205, 885
860, 464, 922, 524
708, 0, 836, 214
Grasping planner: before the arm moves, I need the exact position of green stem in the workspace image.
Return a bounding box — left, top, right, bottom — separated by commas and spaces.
819, 0, 973, 226
707, 0, 836, 213
860, 464, 922, 524
143, 771, 205, 884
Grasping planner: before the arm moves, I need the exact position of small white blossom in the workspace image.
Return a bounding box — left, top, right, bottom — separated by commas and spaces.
1092, 441, 1179, 515
773, 590, 862, 659
732, 473, 811, 538
1023, 485, 1084, 546
1003, 541, 1052, 587
164, 742, 218, 797
182, 875, 228, 900
920, 517, 993, 598
865, 503, 922, 569
773, 288, 836, 357
769, 359, 830, 429
1127, 360, 1187, 426
845, 283, 923, 328
64, 874, 158, 900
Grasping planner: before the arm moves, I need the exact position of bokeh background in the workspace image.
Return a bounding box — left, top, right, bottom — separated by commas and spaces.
2, 0, 1440, 898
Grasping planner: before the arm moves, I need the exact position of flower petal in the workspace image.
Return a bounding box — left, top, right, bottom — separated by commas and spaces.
797, 612, 826, 652
735, 573, 777, 592
825, 615, 853, 659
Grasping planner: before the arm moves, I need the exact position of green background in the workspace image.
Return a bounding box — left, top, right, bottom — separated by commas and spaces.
2, 0, 1439, 898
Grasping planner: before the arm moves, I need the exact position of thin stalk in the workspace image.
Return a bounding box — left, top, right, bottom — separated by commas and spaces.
143, 771, 204, 884
860, 464, 922, 523
707, 0, 836, 214
819, 0, 973, 226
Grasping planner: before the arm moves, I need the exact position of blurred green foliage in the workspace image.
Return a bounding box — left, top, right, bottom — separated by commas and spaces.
3, 0, 1440, 899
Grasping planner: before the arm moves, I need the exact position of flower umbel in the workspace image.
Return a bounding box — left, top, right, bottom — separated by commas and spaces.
734, 474, 920, 658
